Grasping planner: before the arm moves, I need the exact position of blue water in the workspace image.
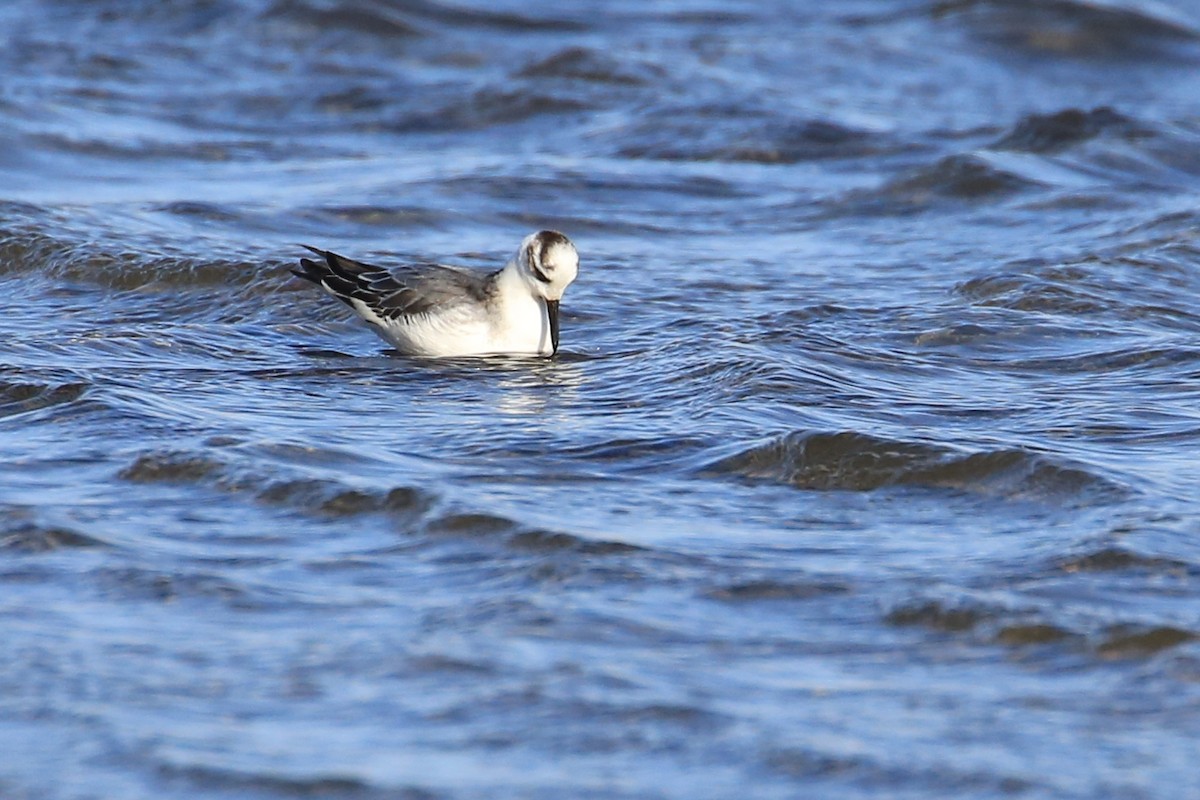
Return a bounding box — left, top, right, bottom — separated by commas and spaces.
2, 1, 1200, 798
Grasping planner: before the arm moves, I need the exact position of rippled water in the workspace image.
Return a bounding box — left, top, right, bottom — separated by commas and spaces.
3, 1, 1200, 798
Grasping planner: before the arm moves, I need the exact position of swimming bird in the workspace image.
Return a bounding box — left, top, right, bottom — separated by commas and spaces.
291, 230, 579, 357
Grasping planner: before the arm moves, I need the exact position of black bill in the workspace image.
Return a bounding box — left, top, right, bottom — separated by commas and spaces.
546, 299, 560, 355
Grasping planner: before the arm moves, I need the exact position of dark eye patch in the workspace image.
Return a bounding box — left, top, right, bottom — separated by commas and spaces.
531, 230, 570, 283
536, 231, 570, 260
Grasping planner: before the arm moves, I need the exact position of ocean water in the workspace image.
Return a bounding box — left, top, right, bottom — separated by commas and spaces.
2, 1, 1200, 798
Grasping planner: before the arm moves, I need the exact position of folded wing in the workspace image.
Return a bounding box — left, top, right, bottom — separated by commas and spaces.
293, 246, 493, 321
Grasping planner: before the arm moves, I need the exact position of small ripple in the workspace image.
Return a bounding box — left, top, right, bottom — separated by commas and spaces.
424, 512, 518, 537
155, 201, 244, 223
423, 510, 644, 556
1055, 546, 1195, 576
957, 271, 1110, 314
886, 596, 1200, 660
388, 87, 590, 133
993, 623, 1077, 646
617, 108, 893, 164
551, 434, 713, 470
855, 110, 1200, 216
398, 0, 587, 33
518, 46, 664, 86
877, 153, 1042, 206
0, 375, 89, 421
705, 430, 1123, 503
299, 204, 453, 230
118, 449, 436, 521
261, 0, 424, 39
258, 480, 432, 520
31, 131, 315, 164
705, 579, 851, 602
508, 529, 645, 555
0, 519, 107, 553
1097, 626, 1198, 658
0, 227, 273, 293
765, 746, 1036, 794
406, 652, 495, 675
934, 0, 1200, 60
886, 599, 990, 633
119, 451, 223, 484
91, 566, 255, 606
118, 447, 644, 556
991, 106, 1143, 154
156, 761, 429, 800
955, 251, 1200, 334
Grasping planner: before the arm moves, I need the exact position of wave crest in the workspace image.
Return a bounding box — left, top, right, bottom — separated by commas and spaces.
707, 430, 1120, 502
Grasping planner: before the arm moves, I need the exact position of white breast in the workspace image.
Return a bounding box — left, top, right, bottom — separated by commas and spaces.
488, 290, 552, 356
358, 286, 550, 357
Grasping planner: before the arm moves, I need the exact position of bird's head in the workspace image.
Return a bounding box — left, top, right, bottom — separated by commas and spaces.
517, 230, 578, 302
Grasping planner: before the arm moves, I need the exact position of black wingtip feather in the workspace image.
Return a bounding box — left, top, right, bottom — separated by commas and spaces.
298, 246, 362, 280
294, 246, 336, 275
291, 258, 325, 285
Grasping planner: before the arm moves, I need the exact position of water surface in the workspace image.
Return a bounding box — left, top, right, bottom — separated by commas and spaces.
2, 1, 1200, 798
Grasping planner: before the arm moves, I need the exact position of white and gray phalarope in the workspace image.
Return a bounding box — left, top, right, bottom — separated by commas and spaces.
292, 230, 579, 357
